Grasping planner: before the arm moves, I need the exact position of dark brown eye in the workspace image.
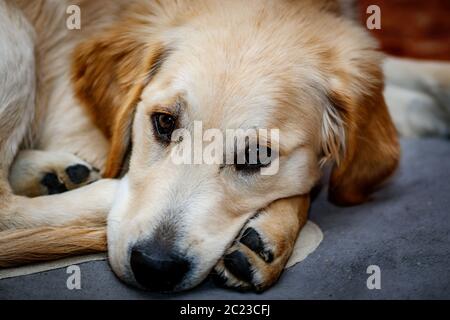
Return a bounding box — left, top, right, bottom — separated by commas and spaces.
235, 144, 272, 172
152, 113, 176, 141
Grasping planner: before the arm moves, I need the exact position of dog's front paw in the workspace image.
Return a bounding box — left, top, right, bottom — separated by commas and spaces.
212, 210, 298, 292
9, 150, 101, 197
41, 163, 98, 195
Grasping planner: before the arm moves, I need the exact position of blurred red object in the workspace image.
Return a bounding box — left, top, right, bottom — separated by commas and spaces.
357, 0, 450, 61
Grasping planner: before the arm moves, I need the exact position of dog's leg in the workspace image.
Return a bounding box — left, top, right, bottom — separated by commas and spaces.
0, 225, 107, 268
0, 1, 36, 209
213, 195, 309, 292
384, 85, 450, 138
9, 150, 101, 197
1, 179, 118, 230
383, 57, 450, 138
0, 179, 118, 267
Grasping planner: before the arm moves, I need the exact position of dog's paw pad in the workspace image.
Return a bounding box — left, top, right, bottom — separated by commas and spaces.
41, 172, 68, 195
213, 229, 278, 292
39, 162, 98, 195
223, 250, 254, 284
65, 164, 91, 184
240, 227, 273, 263
10, 150, 102, 197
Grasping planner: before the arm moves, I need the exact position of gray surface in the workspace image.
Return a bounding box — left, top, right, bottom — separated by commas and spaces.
1, 138, 449, 299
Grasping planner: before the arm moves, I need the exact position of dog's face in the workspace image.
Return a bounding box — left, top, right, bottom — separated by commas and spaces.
106, 28, 325, 290
73, 0, 399, 292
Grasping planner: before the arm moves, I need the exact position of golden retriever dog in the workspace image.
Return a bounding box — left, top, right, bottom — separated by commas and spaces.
0, 0, 403, 292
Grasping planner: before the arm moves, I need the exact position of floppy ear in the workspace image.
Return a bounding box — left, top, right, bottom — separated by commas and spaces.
322, 57, 400, 206
71, 21, 167, 178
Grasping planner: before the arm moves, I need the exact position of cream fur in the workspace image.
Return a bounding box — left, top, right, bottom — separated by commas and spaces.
0, 0, 445, 293
0, 1, 35, 189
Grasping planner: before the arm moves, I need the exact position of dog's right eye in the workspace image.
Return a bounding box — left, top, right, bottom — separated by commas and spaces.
235, 145, 272, 173
152, 113, 176, 142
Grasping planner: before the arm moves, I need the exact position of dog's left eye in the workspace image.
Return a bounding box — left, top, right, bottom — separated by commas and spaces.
235, 145, 272, 172
152, 113, 176, 142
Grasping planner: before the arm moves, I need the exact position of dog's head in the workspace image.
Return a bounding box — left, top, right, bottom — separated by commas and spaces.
72, 0, 399, 292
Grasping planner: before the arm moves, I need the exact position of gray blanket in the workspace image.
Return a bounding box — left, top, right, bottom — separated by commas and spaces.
1, 138, 449, 299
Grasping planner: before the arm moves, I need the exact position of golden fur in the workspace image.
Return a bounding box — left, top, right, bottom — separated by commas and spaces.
0, 226, 106, 268
0, 0, 400, 291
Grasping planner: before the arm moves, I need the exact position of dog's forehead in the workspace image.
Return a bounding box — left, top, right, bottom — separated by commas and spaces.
140, 17, 325, 149
143, 61, 284, 130
141, 59, 320, 155
175, 57, 299, 129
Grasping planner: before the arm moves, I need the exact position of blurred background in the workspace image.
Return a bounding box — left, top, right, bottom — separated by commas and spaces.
357, 0, 450, 61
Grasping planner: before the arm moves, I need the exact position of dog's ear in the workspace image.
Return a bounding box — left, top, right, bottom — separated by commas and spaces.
72, 20, 168, 178
321, 53, 400, 206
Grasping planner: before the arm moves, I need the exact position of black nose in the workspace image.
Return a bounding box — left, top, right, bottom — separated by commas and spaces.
130, 243, 190, 292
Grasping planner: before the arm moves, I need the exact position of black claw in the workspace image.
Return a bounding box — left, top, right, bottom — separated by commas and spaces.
41, 173, 68, 194
65, 164, 90, 184
210, 270, 229, 287
223, 251, 254, 284
210, 271, 254, 292
240, 227, 274, 263
210, 271, 252, 292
